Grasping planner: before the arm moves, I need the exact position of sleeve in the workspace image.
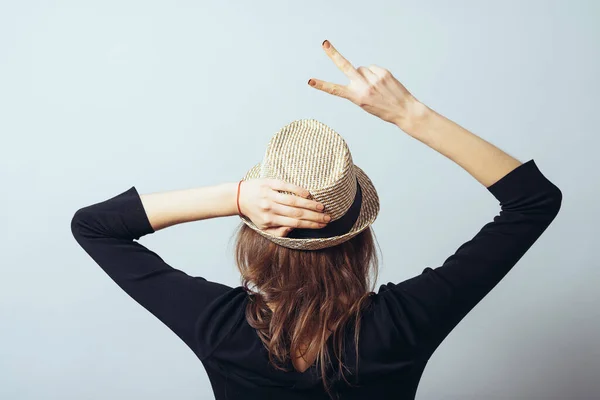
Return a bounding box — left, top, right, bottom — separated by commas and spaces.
70, 186, 234, 358
378, 159, 563, 359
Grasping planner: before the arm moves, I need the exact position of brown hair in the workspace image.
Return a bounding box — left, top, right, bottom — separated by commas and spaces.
233, 223, 380, 396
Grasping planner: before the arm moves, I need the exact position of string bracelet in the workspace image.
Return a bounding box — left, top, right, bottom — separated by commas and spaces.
236, 180, 244, 217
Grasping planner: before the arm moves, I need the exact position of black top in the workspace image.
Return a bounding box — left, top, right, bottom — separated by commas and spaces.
70, 159, 562, 400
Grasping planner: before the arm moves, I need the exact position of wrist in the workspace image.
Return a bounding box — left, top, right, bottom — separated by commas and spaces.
218, 181, 240, 217
234, 180, 245, 217
394, 97, 432, 136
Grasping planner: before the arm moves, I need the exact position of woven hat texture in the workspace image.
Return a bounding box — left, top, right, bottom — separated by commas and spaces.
240, 119, 379, 250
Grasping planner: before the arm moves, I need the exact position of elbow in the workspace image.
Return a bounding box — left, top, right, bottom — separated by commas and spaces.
547, 186, 563, 219
71, 208, 108, 240
70, 208, 92, 238
70, 209, 84, 238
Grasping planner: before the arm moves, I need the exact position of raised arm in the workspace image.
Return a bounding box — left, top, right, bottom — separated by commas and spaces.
375, 66, 562, 357
381, 101, 563, 355
397, 100, 524, 187
309, 39, 523, 187
308, 40, 563, 358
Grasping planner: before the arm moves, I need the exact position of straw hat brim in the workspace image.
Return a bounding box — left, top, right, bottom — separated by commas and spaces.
239, 163, 380, 250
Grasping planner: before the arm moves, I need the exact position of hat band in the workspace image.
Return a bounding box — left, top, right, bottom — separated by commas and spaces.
287, 178, 363, 240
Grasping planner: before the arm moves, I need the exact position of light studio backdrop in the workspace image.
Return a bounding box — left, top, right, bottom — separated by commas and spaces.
1, 1, 598, 399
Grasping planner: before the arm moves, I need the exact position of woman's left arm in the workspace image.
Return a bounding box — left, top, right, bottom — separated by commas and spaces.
139, 182, 239, 231
71, 181, 328, 359
71, 185, 240, 359
141, 180, 329, 234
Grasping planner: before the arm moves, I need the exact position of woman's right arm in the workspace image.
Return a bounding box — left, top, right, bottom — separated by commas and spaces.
310, 40, 523, 188
382, 98, 563, 357
309, 40, 563, 358
398, 99, 524, 188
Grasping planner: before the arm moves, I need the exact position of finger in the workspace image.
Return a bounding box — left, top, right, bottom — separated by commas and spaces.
270, 190, 325, 212
322, 40, 364, 82
357, 66, 378, 85
270, 202, 331, 224
368, 64, 389, 78
272, 215, 327, 230
268, 179, 311, 198
307, 78, 353, 100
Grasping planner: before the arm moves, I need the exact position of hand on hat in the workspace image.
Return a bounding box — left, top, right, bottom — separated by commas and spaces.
238, 179, 331, 238
307, 40, 424, 130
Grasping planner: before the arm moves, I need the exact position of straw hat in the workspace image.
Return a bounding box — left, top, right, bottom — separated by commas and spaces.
239, 119, 379, 250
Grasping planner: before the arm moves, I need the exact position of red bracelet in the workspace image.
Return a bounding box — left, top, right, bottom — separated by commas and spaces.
237, 180, 244, 216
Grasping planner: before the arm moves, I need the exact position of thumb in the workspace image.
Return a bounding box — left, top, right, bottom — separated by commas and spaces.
268, 226, 293, 238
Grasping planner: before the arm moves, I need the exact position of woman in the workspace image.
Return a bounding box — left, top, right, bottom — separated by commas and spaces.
71, 40, 562, 400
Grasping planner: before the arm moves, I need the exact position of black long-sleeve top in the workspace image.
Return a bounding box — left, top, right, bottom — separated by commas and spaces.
70, 159, 562, 400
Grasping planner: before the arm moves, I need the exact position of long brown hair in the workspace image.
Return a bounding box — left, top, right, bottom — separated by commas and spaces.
233, 223, 380, 396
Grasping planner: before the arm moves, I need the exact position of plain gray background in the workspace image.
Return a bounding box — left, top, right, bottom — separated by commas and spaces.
1, 1, 598, 399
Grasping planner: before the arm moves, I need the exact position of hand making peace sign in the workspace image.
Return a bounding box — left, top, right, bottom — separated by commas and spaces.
308, 40, 422, 130
240, 41, 427, 239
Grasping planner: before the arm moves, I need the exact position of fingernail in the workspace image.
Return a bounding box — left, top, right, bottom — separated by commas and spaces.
317, 203, 324, 210
308, 79, 315, 87
324, 214, 331, 222
322, 40, 330, 48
